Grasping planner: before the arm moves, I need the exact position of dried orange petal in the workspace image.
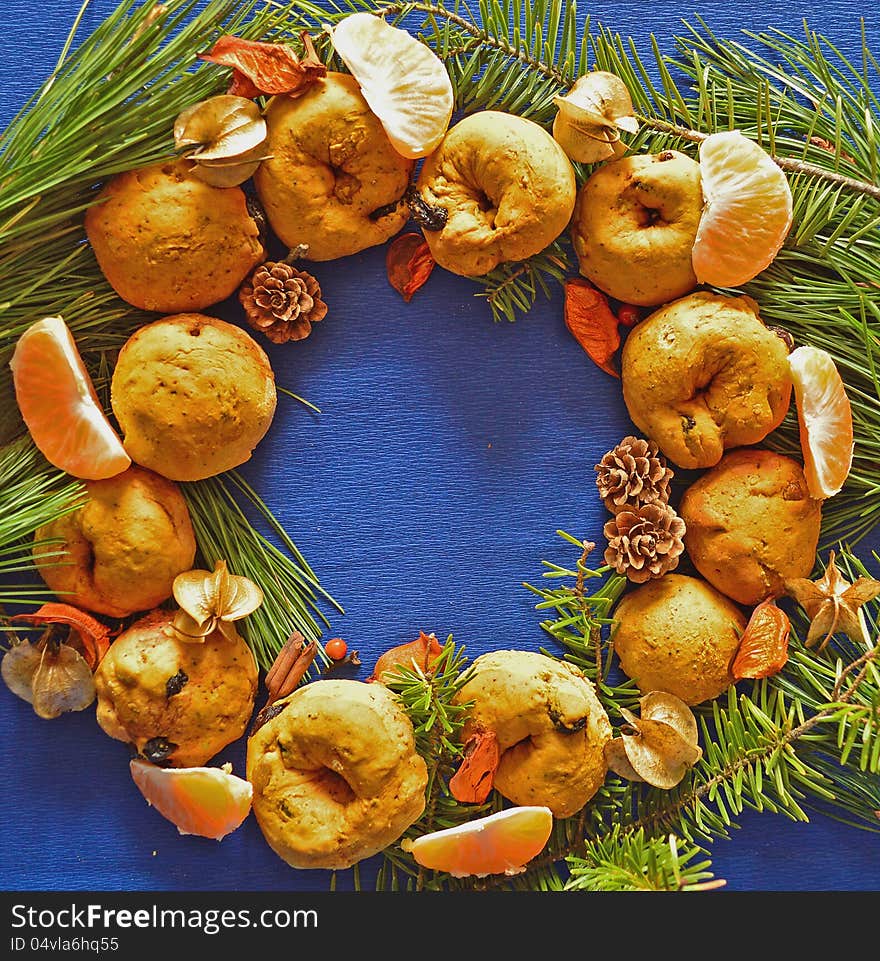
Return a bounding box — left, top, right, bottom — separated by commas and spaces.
732, 597, 791, 680
564, 278, 621, 378
449, 729, 500, 804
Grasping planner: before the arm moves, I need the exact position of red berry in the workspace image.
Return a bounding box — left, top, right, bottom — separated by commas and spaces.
617, 304, 642, 328
325, 638, 348, 661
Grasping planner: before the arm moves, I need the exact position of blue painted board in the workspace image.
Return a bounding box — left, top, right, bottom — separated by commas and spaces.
1, 0, 879, 893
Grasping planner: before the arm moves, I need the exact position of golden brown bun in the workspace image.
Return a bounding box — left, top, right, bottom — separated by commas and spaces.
416, 111, 577, 276
572, 150, 702, 306
33, 465, 195, 618
84, 159, 264, 312
613, 574, 746, 706
621, 291, 793, 470
95, 610, 258, 768
110, 314, 276, 481
254, 73, 413, 260
247, 680, 427, 869
453, 649, 611, 817
679, 448, 822, 605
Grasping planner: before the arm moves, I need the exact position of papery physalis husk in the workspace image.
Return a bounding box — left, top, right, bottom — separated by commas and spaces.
1, 640, 95, 719
604, 691, 702, 790
784, 550, 880, 651
552, 71, 639, 164
170, 560, 263, 643
173, 95, 268, 187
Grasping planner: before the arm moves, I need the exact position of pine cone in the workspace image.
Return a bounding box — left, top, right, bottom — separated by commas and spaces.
603, 502, 686, 583
239, 261, 328, 344
595, 435, 673, 514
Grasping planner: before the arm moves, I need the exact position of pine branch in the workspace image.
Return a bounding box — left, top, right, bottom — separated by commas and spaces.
0, 0, 343, 656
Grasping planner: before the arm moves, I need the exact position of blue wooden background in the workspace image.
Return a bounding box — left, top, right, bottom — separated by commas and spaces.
2, 0, 879, 892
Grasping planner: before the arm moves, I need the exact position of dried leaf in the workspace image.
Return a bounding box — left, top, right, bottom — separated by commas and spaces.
369, 631, 444, 683
386, 233, 436, 303
449, 729, 500, 803
564, 278, 621, 378
9, 602, 111, 670
199, 32, 326, 97
732, 598, 791, 680
2, 641, 95, 719
785, 550, 880, 651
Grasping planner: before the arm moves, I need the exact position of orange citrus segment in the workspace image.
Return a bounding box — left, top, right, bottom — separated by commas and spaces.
10, 316, 130, 480
130, 759, 253, 840
403, 806, 553, 878
692, 130, 793, 287
329, 13, 453, 159
788, 345, 854, 499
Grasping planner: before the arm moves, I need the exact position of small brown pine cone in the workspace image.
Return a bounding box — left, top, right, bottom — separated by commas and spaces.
603, 502, 686, 583
239, 261, 328, 344
595, 435, 673, 514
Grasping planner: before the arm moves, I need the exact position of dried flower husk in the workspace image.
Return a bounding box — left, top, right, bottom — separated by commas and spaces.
604, 691, 702, 789
170, 559, 263, 643
1, 640, 96, 719
368, 631, 443, 683
785, 550, 880, 651
174, 95, 268, 186
553, 71, 639, 164
9, 602, 110, 670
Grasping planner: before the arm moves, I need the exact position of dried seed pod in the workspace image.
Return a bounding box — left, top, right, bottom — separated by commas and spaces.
604, 691, 702, 789
1, 640, 96, 720
553, 71, 639, 164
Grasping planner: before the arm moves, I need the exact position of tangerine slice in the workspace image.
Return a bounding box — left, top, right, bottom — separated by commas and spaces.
329, 13, 453, 159
10, 316, 130, 480
130, 759, 253, 840
789, 345, 854, 499
403, 806, 553, 877
692, 130, 793, 287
